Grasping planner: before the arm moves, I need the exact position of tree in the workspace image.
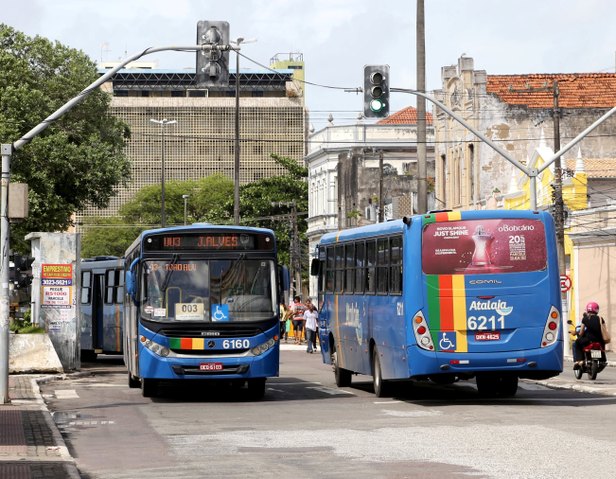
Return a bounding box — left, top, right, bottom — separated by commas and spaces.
0, 25, 131, 252
80, 217, 142, 258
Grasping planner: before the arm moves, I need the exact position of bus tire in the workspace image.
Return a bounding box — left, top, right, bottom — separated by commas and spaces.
247, 378, 266, 400
372, 348, 390, 398
128, 373, 140, 389
498, 375, 518, 397
476, 373, 499, 398
332, 349, 352, 387
141, 378, 158, 398
81, 350, 97, 362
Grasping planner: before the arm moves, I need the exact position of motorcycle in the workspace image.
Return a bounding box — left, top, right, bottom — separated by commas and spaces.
569, 321, 608, 380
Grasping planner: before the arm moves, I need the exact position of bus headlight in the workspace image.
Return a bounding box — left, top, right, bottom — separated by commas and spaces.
140, 335, 170, 357
250, 337, 276, 356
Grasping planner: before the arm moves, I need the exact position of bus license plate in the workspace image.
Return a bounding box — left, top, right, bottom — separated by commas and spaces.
475, 332, 500, 341
200, 362, 223, 371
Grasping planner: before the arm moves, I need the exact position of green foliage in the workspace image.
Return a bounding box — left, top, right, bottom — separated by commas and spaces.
81, 154, 308, 269
80, 216, 144, 258
0, 24, 131, 252
10, 311, 45, 334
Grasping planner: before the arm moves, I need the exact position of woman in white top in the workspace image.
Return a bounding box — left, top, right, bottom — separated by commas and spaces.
303, 300, 319, 353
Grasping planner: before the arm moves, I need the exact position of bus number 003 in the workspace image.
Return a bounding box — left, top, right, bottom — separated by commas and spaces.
467, 315, 505, 330
223, 339, 250, 349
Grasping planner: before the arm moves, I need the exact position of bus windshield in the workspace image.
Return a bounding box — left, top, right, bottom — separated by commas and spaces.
422, 218, 547, 275
141, 258, 276, 322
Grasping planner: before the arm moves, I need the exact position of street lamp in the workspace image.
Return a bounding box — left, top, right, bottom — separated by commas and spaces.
230, 37, 256, 225
150, 118, 177, 227
182, 194, 190, 225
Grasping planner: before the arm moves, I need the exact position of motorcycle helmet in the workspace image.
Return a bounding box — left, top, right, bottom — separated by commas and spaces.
585, 301, 599, 314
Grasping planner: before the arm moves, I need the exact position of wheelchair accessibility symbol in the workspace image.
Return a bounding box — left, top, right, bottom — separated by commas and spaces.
439, 332, 456, 351
211, 304, 229, 322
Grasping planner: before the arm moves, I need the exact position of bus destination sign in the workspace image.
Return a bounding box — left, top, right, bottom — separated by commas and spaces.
144, 232, 273, 251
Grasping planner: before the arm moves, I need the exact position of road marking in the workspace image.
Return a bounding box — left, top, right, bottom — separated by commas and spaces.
307, 386, 354, 395
54, 390, 79, 399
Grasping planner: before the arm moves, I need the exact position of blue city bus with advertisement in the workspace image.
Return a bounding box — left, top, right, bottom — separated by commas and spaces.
79, 256, 125, 361
312, 210, 563, 397
124, 224, 289, 399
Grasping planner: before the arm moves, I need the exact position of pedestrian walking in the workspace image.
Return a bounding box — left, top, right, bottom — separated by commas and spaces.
290, 295, 306, 344
304, 299, 318, 353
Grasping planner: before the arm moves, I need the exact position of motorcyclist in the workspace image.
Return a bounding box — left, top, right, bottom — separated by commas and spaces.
573, 301, 606, 368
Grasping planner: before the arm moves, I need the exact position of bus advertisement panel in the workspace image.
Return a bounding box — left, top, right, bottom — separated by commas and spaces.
314, 210, 563, 398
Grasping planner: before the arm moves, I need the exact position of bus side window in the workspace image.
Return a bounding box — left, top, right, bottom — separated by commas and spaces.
354, 241, 365, 294
366, 240, 376, 294
377, 237, 389, 294
390, 236, 402, 294
105, 269, 115, 304
81, 271, 92, 304
345, 243, 355, 293
325, 246, 335, 292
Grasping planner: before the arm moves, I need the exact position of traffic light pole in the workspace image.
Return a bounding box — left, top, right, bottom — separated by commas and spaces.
0, 42, 212, 404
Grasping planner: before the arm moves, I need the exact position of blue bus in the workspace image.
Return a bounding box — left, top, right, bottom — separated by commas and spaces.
79, 256, 125, 361
312, 210, 563, 397
123, 224, 288, 399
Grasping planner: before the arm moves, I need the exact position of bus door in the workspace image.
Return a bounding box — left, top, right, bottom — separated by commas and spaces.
91, 273, 105, 351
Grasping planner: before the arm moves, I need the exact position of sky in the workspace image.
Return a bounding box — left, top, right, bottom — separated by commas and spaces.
3, 0, 616, 131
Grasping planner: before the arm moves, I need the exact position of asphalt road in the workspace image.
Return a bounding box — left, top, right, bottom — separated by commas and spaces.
39, 348, 616, 479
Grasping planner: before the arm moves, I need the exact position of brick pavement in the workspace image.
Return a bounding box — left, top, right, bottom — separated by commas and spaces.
0, 375, 80, 479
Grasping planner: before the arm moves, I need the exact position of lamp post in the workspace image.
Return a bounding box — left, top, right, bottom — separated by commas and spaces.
182, 194, 190, 225
150, 118, 177, 227
231, 37, 256, 225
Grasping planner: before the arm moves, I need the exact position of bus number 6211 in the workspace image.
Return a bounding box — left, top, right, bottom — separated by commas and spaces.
467, 315, 505, 331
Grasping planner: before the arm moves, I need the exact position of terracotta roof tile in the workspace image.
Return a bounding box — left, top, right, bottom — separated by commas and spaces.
487, 73, 616, 109
377, 106, 433, 125
564, 158, 616, 178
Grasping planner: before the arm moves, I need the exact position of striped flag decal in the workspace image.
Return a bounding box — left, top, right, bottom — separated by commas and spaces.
169, 337, 205, 350
426, 274, 468, 352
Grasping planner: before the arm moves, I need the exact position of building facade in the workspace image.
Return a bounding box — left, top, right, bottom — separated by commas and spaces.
433, 55, 616, 210
305, 108, 435, 299
79, 61, 306, 224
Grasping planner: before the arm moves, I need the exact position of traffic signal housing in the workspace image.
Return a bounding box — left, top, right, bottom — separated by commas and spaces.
9, 254, 34, 290
364, 65, 390, 118
196, 20, 230, 87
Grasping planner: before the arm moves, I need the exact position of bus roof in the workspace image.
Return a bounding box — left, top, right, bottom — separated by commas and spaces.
318, 210, 551, 246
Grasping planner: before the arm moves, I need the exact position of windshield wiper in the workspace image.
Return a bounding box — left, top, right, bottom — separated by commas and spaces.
161, 254, 180, 296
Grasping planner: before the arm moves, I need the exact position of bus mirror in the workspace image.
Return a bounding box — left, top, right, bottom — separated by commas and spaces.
126, 258, 139, 303
310, 258, 320, 276
279, 265, 290, 305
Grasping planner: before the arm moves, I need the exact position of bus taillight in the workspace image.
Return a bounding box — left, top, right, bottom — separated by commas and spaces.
412, 311, 435, 351
541, 307, 561, 347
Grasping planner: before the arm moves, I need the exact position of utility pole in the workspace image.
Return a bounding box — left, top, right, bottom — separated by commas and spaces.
378, 150, 384, 222
508, 81, 565, 273
416, 0, 428, 214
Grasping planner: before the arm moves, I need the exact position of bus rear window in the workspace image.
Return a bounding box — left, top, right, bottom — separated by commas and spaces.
422, 218, 547, 275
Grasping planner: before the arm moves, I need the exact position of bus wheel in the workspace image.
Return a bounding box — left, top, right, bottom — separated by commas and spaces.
475, 373, 499, 398
247, 378, 266, 400
141, 378, 158, 398
498, 375, 518, 397
81, 350, 97, 362
128, 373, 140, 389
332, 350, 352, 387
372, 348, 390, 398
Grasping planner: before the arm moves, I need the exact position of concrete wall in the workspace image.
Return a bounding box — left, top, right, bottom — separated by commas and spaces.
9, 333, 63, 373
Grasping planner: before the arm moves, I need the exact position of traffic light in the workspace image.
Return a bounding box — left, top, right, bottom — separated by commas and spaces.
10, 254, 34, 290
196, 20, 230, 87
364, 65, 390, 118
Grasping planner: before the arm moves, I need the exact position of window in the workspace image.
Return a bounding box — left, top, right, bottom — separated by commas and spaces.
325, 247, 335, 292
376, 238, 389, 294
335, 245, 344, 293
354, 242, 365, 293
390, 236, 402, 294
81, 271, 92, 304
366, 240, 376, 294
345, 243, 355, 293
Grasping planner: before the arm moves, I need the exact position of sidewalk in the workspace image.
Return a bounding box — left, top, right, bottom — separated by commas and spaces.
0, 375, 80, 479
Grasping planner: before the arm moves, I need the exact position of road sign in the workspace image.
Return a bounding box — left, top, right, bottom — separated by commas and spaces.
560, 274, 572, 292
